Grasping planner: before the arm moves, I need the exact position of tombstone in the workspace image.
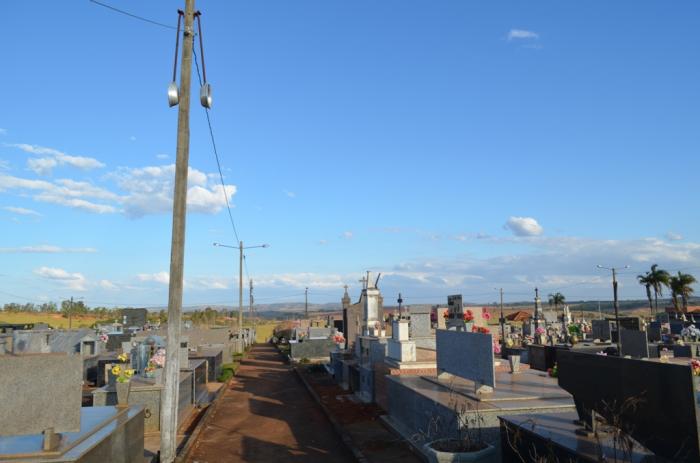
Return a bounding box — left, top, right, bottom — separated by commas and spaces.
436, 329, 495, 393
647, 322, 662, 342
387, 320, 416, 363
363, 272, 382, 336
0, 354, 82, 435
592, 319, 611, 341
618, 317, 641, 331
619, 329, 649, 358
437, 309, 447, 330
308, 327, 332, 340
656, 313, 670, 324
446, 295, 466, 331
179, 336, 189, 366
670, 321, 684, 335
557, 350, 700, 461
409, 306, 432, 338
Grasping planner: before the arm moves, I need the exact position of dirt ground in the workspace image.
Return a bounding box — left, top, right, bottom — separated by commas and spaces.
186, 344, 355, 463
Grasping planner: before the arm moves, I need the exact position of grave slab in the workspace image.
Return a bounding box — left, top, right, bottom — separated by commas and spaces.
0, 354, 82, 435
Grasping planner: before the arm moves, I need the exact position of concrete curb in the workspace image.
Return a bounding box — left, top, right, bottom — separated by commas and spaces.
294, 367, 369, 463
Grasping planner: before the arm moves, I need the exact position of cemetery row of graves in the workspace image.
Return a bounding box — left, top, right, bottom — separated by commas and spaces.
0, 309, 254, 462
272, 274, 700, 462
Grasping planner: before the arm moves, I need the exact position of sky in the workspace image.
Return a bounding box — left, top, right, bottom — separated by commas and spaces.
1, 1, 699, 308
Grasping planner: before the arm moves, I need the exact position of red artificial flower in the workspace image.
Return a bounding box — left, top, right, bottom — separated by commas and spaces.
463, 310, 474, 322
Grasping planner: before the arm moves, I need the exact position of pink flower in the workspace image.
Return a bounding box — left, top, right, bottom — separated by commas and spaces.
482, 309, 491, 320
535, 327, 545, 335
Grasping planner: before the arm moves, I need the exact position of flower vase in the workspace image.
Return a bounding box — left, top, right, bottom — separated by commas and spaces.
465, 322, 474, 332
508, 354, 521, 374
115, 381, 131, 407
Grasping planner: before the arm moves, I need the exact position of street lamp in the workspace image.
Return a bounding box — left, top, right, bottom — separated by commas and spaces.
597, 264, 629, 354
213, 242, 269, 342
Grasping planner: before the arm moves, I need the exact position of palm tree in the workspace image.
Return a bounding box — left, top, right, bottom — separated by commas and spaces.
548, 292, 566, 321
646, 264, 671, 313
637, 272, 653, 316
669, 271, 697, 313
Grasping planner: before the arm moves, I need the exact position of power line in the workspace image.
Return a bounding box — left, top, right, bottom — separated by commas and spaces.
192, 48, 242, 248
88, 0, 177, 30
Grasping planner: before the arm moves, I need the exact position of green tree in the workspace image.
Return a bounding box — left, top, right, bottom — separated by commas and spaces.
670, 271, 697, 313
548, 292, 566, 320
646, 264, 671, 313
637, 272, 654, 316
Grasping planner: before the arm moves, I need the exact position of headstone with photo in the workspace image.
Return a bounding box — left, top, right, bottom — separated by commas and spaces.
592, 319, 611, 341
446, 295, 465, 331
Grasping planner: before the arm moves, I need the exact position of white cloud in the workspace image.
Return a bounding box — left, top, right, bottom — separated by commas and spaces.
2, 206, 41, 217
8, 143, 105, 175
137, 271, 170, 285
0, 160, 9, 170
255, 272, 347, 289
505, 216, 543, 237
0, 245, 96, 253
284, 190, 296, 198
99, 279, 118, 290
507, 29, 539, 41
156, 154, 169, 159
666, 232, 683, 241
0, 128, 6, 135
342, 231, 354, 240
34, 266, 87, 291
111, 164, 236, 217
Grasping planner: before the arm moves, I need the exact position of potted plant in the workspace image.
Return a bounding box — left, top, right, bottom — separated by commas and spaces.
144, 348, 165, 384
112, 352, 135, 407
420, 391, 496, 463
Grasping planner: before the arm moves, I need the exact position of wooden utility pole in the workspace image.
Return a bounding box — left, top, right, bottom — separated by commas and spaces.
161, 1, 194, 461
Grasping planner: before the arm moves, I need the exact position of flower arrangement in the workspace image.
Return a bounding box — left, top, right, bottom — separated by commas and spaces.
482, 309, 491, 321
547, 363, 558, 378
472, 326, 490, 334
99, 333, 109, 343
492, 340, 501, 354
691, 359, 700, 376
535, 327, 545, 335
443, 310, 449, 319
333, 334, 345, 344
505, 338, 514, 348
463, 310, 474, 322
111, 353, 135, 383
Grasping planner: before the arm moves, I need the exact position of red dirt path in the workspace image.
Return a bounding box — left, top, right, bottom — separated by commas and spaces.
186, 344, 355, 463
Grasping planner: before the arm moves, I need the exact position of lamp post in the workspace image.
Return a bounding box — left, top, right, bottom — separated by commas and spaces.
597, 264, 629, 354
213, 242, 269, 343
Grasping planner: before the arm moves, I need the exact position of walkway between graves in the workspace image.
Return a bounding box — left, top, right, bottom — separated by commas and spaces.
185, 344, 356, 463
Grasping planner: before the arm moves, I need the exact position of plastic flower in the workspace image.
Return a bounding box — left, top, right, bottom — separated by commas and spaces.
691, 359, 700, 376
443, 310, 449, 319
124, 369, 135, 378
492, 340, 501, 354
482, 310, 491, 320
111, 365, 122, 376
535, 327, 545, 335
117, 353, 129, 363
463, 310, 474, 322
472, 326, 490, 334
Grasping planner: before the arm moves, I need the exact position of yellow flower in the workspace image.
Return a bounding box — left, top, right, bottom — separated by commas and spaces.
125, 369, 135, 378
111, 365, 122, 375
117, 353, 128, 362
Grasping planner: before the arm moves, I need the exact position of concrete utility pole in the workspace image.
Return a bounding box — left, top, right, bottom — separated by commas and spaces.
249, 278, 254, 331
239, 241, 244, 343
305, 287, 309, 318
597, 264, 629, 354
161, 1, 194, 461
68, 296, 74, 330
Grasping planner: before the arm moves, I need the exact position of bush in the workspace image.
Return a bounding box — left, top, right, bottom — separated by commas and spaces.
218, 362, 239, 382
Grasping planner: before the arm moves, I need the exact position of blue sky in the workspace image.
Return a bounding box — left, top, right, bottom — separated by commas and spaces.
1, 1, 699, 307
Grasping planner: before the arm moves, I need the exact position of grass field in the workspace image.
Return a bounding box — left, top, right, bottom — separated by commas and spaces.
0, 312, 103, 329
248, 321, 277, 343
